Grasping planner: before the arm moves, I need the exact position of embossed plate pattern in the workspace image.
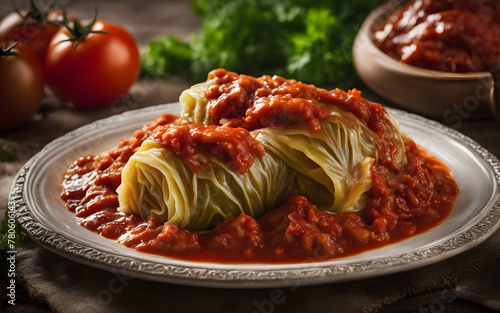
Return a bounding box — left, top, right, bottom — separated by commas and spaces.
9, 103, 500, 288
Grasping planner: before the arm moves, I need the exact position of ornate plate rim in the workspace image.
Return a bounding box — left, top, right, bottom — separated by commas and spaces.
9, 103, 500, 288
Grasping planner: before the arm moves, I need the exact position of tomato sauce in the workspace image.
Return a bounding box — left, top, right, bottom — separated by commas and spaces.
373, 0, 500, 72
61, 69, 459, 263
151, 124, 265, 174
205, 68, 402, 170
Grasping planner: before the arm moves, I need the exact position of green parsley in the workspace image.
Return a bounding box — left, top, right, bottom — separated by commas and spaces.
0, 147, 15, 162
0, 209, 25, 249
141, 0, 385, 89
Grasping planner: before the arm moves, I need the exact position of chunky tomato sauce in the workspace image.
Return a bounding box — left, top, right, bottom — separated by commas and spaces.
151, 124, 265, 174
373, 0, 500, 72
205, 68, 402, 170
61, 69, 458, 263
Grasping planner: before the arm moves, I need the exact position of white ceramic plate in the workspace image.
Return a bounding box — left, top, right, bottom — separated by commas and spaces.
10, 103, 500, 288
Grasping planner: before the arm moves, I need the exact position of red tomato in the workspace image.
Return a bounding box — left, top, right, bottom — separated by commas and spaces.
0, 10, 63, 64
44, 20, 140, 108
0, 42, 45, 131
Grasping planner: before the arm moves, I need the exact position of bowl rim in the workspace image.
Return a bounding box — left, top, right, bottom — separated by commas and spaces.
356, 0, 492, 81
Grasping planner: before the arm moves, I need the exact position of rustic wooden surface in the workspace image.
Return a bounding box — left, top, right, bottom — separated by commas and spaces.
1, 1, 499, 312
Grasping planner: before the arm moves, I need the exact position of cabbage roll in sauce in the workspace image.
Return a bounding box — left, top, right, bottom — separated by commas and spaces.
61, 69, 458, 263
117, 69, 406, 230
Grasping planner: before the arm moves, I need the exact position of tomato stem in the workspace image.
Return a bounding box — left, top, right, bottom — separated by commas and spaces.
13, 0, 59, 26
0, 42, 20, 58
59, 9, 108, 46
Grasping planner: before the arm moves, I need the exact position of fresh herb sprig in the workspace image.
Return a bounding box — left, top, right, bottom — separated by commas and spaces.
0, 147, 15, 162
141, 0, 385, 89
0, 209, 24, 249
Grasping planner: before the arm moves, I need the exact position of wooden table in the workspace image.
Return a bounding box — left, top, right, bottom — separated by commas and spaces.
1, 1, 499, 312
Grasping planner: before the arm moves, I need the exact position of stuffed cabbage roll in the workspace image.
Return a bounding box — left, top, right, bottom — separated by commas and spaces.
117, 69, 406, 230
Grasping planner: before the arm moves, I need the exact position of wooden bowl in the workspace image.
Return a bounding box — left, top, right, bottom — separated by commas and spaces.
353, 0, 498, 120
